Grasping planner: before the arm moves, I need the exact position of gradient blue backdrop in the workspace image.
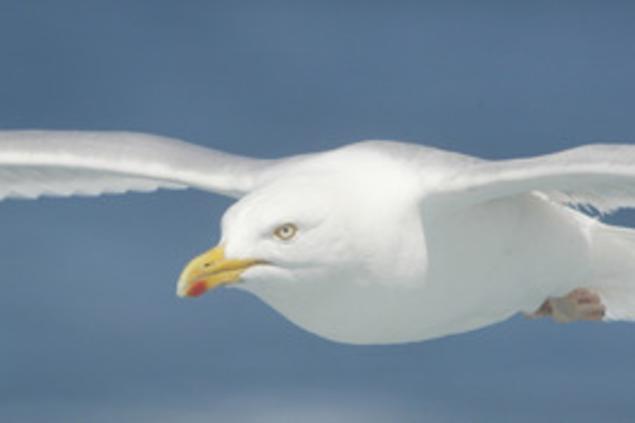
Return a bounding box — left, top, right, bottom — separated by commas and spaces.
1, 1, 635, 422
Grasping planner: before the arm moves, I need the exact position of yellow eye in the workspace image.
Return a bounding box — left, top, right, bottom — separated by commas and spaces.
273, 223, 298, 240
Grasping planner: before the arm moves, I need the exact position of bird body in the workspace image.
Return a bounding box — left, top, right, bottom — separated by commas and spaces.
2, 131, 635, 344
222, 144, 617, 344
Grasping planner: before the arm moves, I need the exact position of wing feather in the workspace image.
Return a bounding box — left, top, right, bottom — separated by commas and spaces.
426, 143, 635, 214
0, 130, 274, 201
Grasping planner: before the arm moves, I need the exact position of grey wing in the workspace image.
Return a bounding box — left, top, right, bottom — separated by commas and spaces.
0, 130, 275, 200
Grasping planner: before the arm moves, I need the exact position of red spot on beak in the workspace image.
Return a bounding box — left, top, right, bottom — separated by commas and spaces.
187, 280, 207, 297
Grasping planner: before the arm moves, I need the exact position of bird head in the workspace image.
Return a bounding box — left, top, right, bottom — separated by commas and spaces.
177, 175, 357, 298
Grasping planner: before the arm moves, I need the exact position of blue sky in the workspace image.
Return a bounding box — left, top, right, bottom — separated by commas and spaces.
1, 1, 635, 421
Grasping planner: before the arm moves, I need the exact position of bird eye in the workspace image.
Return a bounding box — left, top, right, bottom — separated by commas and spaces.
273, 223, 298, 241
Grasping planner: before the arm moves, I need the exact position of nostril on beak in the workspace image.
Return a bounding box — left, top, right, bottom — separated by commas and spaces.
203, 262, 212, 268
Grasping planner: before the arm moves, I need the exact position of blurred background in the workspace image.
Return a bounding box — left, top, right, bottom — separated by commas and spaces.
1, 1, 635, 422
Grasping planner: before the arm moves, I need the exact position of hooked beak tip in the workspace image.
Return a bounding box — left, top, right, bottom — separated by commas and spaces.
176, 275, 197, 298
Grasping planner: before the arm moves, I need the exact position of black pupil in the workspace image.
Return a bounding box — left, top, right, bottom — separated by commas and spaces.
279, 225, 292, 237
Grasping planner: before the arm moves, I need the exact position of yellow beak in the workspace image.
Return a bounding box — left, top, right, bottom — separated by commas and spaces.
176, 245, 262, 298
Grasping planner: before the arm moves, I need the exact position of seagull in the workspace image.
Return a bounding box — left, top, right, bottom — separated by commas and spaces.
1, 130, 634, 344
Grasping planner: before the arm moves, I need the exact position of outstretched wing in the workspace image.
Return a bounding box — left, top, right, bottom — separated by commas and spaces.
425, 143, 635, 215
0, 130, 274, 200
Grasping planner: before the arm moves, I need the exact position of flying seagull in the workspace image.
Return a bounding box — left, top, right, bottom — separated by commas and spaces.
1, 130, 633, 345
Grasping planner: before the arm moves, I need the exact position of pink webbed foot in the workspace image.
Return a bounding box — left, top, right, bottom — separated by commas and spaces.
527, 288, 606, 323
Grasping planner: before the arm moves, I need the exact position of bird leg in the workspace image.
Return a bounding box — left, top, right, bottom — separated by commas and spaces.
527, 288, 606, 323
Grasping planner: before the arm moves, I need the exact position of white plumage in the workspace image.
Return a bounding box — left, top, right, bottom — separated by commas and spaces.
2, 130, 635, 344
0, 130, 271, 199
